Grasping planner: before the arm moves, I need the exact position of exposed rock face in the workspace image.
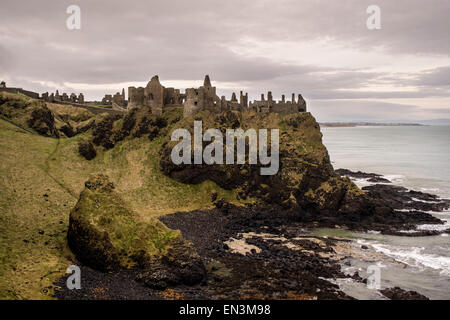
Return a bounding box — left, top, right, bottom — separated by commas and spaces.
90, 105, 171, 150
335, 168, 391, 183
58, 123, 75, 137
92, 114, 121, 149
67, 174, 206, 289
78, 141, 97, 160
159, 110, 386, 219
363, 184, 450, 212
27, 106, 59, 137
0, 92, 59, 137
380, 287, 429, 300
0, 92, 97, 138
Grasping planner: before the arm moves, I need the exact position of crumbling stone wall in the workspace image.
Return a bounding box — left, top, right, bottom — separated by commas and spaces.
128, 87, 145, 110
184, 75, 221, 116
42, 90, 85, 104
249, 92, 307, 114
101, 94, 112, 105
112, 90, 127, 109
0, 82, 39, 99
127, 74, 306, 117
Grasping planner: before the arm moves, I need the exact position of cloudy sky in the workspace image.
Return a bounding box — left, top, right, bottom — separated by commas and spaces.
0, 0, 449, 121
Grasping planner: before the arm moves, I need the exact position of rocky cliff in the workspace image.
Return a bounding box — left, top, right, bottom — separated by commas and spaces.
159, 110, 380, 219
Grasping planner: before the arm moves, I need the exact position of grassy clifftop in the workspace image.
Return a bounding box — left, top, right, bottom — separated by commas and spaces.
0, 94, 237, 299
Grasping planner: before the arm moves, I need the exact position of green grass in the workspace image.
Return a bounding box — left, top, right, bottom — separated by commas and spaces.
0, 114, 241, 299
0, 120, 73, 299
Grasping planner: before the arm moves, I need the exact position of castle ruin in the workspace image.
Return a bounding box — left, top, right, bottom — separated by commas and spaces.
12, 75, 306, 117
102, 89, 127, 109
128, 75, 307, 117
41, 90, 85, 104
128, 76, 183, 115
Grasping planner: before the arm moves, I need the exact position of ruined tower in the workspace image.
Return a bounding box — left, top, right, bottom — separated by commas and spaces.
144, 75, 165, 115
203, 75, 211, 87
183, 75, 220, 117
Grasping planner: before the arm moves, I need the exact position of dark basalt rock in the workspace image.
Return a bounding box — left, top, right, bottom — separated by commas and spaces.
92, 114, 121, 149
160, 110, 382, 219
136, 239, 206, 289
380, 287, 429, 300
159, 111, 448, 233
27, 105, 59, 137
59, 124, 75, 137
363, 184, 450, 212
78, 141, 97, 160
75, 119, 95, 135
336, 168, 391, 183
90, 106, 169, 150
159, 207, 351, 299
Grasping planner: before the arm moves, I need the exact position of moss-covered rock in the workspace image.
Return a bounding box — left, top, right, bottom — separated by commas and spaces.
159, 110, 381, 217
78, 141, 97, 160
90, 105, 173, 150
67, 174, 206, 288
0, 92, 59, 137
27, 106, 59, 137
0, 92, 101, 138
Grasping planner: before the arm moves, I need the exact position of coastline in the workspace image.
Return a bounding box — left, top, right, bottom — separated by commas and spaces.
54, 169, 450, 300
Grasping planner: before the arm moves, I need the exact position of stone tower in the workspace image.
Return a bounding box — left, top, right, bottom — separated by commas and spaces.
203, 75, 211, 87
144, 75, 165, 115
183, 75, 220, 117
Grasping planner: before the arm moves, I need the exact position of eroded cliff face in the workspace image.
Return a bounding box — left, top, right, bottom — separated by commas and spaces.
159, 110, 378, 218
0, 92, 102, 138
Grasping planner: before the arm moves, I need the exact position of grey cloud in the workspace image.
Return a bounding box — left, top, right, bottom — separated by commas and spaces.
0, 0, 449, 121
416, 66, 450, 87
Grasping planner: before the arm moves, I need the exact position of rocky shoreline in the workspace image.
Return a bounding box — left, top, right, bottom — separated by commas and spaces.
54, 169, 449, 300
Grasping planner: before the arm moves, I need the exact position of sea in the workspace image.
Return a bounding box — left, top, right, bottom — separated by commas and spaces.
316, 125, 450, 299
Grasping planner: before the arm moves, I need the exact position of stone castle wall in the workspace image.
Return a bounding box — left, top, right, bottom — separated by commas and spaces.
0, 84, 39, 99
117, 75, 306, 117
41, 90, 84, 104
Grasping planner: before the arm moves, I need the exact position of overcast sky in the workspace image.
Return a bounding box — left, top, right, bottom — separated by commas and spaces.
0, 0, 449, 121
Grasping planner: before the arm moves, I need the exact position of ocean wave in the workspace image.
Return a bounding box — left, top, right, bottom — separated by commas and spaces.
416, 219, 449, 232
351, 178, 373, 189
383, 175, 404, 183
350, 174, 404, 189
357, 240, 450, 277
420, 210, 450, 216
420, 188, 441, 193
411, 197, 443, 204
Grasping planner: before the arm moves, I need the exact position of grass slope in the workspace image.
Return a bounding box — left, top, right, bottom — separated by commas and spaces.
0, 97, 239, 298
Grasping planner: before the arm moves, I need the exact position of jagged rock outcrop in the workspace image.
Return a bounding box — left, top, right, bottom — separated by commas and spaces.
90, 105, 174, 150
67, 174, 206, 289
380, 287, 429, 300
27, 106, 59, 137
159, 110, 389, 219
0, 92, 99, 138
0, 92, 59, 137
78, 141, 97, 160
